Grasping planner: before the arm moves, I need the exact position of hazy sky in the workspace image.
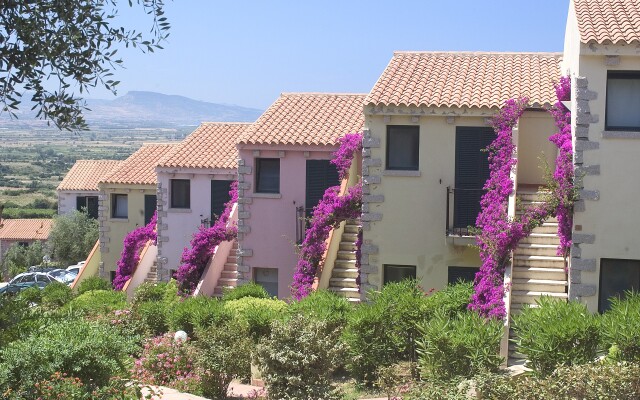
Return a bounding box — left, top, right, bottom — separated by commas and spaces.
92, 0, 570, 110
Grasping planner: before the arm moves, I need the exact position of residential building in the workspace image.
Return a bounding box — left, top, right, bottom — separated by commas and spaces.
97, 143, 175, 282
562, 0, 640, 313
0, 219, 52, 276
57, 160, 122, 218
236, 93, 366, 298
360, 51, 561, 297
155, 122, 250, 282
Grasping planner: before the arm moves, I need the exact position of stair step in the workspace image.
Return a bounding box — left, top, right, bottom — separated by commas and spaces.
334, 259, 357, 268
511, 291, 568, 305
346, 219, 361, 225
532, 223, 559, 234
511, 278, 567, 293
223, 263, 238, 270
341, 233, 359, 241
519, 233, 560, 245
512, 266, 567, 279
343, 225, 360, 234
509, 302, 540, 312
329, 277, 358, 288
339, 242, 357, 251
337, 250, 356, 260
328, 287, 360, 298
514, 243, 560, 257
226, 256, 237, 263
218, 278, 238, 285
332, 268, 359, 278
220, 271, 238, 279
513, 255, 565, 268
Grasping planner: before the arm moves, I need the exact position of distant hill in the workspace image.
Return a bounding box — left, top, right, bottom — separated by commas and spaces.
84, 91, 262, 128
0, 91, 262, 129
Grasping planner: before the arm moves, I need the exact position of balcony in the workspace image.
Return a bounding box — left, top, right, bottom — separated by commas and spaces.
446, 187, 484, 245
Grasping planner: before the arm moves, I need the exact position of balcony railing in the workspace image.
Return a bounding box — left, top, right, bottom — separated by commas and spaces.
446, 187, 485, 237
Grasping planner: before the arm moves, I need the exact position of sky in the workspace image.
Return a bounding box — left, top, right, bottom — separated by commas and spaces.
91, 0, 571, 110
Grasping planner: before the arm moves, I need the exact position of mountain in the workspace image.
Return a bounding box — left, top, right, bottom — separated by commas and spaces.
0, 91, 263, 129
84, 91, 262, 128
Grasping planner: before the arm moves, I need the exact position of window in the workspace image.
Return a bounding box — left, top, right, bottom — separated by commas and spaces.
383, 264, 416, 285
111, 194, 128, 218
606, 71, 640, 131
386, 125, 419, 170
254, 268, 278, 297
110, 271, 117, 283
255, 158, 280, 193
76, 196, 99, 219
599, 258, 640, 313
448, 266, 480, 285
170, 179, 190, 209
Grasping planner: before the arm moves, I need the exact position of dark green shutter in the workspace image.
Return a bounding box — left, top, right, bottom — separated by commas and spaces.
144, 195, 156, 225
87, 196, 99, 219
211, 180, 233, 219
76, 196, 86, 212
454, 127, 495, 229
305, 160, 340, 219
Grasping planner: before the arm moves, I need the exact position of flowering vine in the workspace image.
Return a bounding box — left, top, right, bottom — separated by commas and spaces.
470, 78, 574, 319
331, 132, 363, 179
113, 212, 157, 290
291, 183, 363, 300
175, 182, 238, 295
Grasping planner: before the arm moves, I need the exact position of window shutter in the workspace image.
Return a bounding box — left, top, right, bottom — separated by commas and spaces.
305, 160, 339, 219
211, 180, 233, 218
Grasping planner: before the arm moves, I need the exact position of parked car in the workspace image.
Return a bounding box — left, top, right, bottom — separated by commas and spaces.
49, 269, 77, 285
66, 265, 81, 275
0, 272, 59, 295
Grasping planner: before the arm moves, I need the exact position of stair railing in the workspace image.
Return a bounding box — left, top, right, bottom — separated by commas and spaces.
70, 239, 101, 291
122, 241, 158, 299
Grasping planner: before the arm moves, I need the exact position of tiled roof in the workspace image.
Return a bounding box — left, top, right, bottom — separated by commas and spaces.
574, 0, 640, 44
365, 52, 562, 109
57, 160, 122, 191
158, 122, 249, 169
239, 93, 366, 146
100, 143, 175, 185
0, 219, 52, 240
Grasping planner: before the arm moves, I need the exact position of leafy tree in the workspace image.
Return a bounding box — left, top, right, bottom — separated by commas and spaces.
0, 0, 170, 130
1, 241, 46, 279
48, 210, 98, 266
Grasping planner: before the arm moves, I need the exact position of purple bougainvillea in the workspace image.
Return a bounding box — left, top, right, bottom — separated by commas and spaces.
175, 182, 238, 295
470, 77, 574, 319
331, 132, 363, 180
291, 183, 362, 300
113, 212, 158, 290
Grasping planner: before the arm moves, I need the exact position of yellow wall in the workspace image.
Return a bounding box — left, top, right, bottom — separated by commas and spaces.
517, 111, 559, 185
570, 48, 640, 312
98, 183, 156, 280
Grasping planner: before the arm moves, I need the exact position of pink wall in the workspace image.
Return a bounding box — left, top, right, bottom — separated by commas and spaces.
238, 144, 337, 299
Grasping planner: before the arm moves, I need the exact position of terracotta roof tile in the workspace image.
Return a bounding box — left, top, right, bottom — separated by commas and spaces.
575, 0, 640, 44
100, 143, 175, 185
239, 93, 366, 146
57, 160, 123, 191
158, 123, 249, 169
0, 219, 52, 240
365, 52, 562, 109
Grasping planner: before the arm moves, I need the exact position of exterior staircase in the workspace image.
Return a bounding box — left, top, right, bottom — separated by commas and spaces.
144, 261, 158, 283
213, 241, 239, 296
327, 219, 361, 302
507, 189, 568, 366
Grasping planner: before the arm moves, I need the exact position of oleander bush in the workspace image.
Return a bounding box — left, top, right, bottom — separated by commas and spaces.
41, 281, 74, 309
287, 289, 353, 331
421, 281, 473, 319
131, 280, 179, 305
64, 290, 127, 316
601, 291, 640, 362
342, 280, 428, 383
416, 310, 503, 381
512, 296, 600, 376
134, 301, 170, 336
76, 276, 112, 295
257, 314, 345, 400
224, 297, 287, 342
167, 296, 230, 336
222, 281, 270, 301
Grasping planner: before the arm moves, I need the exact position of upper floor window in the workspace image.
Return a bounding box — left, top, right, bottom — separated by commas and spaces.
170, 179, 191, 209
386, 125, 419, 170
256, 158, 280, 193
111, 194, 128, 219
606, 71, 640, 131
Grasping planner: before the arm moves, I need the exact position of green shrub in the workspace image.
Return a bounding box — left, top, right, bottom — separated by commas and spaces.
476, 362, 640, 400
224, 297, 287, 342
41, 281, 74, 309
222, 281, 270, 301
421, 281, 473, 319
0, 295, 38, 348
135, 301, 170, 336
601, 291, 640, 362
512, 296, 600, 376
168, 296, 230, 336
64, 290, 127, 316
0, 319, 137, 399
194, 323, 252, 398
76, 276, 111, 295
256, 314, 345, 400
416, 310, 503, 381
132, 280, 179, 305
342, 280, 427, 383
18, 286, 43, 304
288, 289, 352, 331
